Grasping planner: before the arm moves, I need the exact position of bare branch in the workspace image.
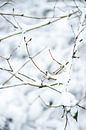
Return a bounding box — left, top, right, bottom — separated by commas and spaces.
77, 104, 86, 111
39, 95, 62, 108
49, 49, 62, 66
0, 0, 13, 9
0, 11, 78, 19
1, 15, 18, 29
64, 111, 68, 130
2, 47, 46, 85
0, 11, 78, 41
25, 38, 46, 75
18, 72, 36, 82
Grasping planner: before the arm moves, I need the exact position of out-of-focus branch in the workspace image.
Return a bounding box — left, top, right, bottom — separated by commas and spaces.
0, 0, 13, 9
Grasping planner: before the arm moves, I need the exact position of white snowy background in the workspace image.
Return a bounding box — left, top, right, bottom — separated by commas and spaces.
0, 0, 86, 130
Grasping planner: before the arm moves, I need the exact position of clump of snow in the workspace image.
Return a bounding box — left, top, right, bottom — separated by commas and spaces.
60, 92, 78, 106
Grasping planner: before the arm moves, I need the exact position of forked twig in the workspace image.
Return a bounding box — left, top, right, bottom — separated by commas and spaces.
2, 47, 46, 85
1, 15, 18, 29
49, 49, 69, 75
49, 49, 62, 66
0, 11, 78, 41
25, 37, 46, 75
65, 22, 86, 86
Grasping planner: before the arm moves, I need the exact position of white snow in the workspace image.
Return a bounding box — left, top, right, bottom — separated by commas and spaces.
0, 0, 86, 130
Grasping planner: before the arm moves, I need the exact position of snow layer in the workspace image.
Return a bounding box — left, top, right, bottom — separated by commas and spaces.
0, 0, 86, 130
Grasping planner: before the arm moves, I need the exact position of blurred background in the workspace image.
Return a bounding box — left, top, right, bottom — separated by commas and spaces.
0, 0, 86, 130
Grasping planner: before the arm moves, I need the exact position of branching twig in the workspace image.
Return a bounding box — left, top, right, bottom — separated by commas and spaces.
0, 81, 61, 92
12, 8, 22, 30
66, 23, 86, 85
25, 37, 46, 75
0, 56, 13, 72
6, 58, 13, 71
53, 62, 69, 75
0, 11, 78, 41
2, 47, 46, 85
49, 49, 62, 66
1, 15, 18, 29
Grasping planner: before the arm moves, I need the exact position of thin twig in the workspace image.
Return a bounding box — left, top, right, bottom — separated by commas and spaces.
39, 96, 62, 108
64, 111, 68, 130
0, 67, 12, 72
12, 8, 22, 30
52, 62, 69, 75
18, 72, 36, 82
2, 47, 46, 85
0, 11, 78, 41
47, 86, 61, 93
0, 1, 12, 9
6, 58, 13, 71
66, 23, 86, 85
77, 104, 86, 111
49, 49, 62, 66
25, 38, 46, 75
73, 0, 82, 13
8, 44, 21, 59
0, 11, 77, 19
1, 15, 18, 28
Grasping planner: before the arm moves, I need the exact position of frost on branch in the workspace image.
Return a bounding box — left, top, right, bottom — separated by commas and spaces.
0, 0, 86, 130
